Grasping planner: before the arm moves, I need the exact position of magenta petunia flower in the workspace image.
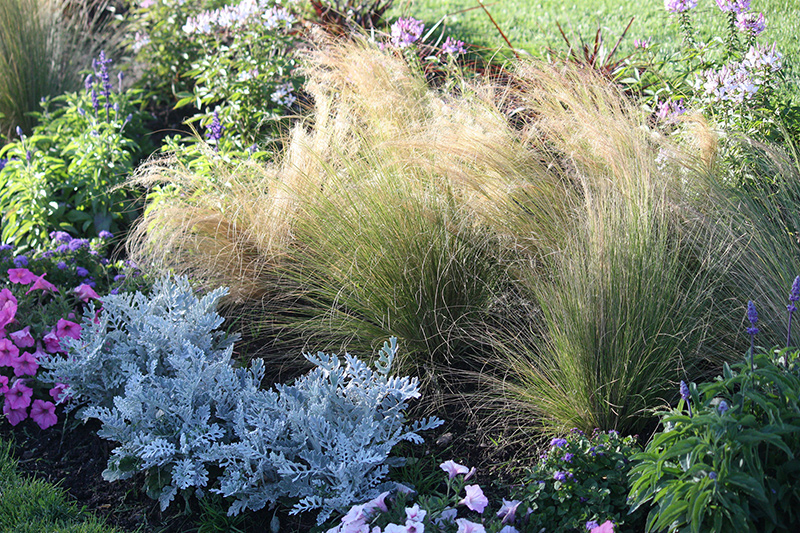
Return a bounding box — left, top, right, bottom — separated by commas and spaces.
0, 375, 8, 394
9, 326, 35, 348
30, 399, 58, 429
6, 379, 33, 410
7, 268, 37, 284
0, 338, 20, 366
73, 283, 101, 303
440, 459, 471, 479
0, 288, 17, 308
3, 402, 28, 426
49, 382, 69, 404
459, 484, 489, 513
56, 318, 81, 340
13, 350, 38, 376
0, 294, 17, 331
25, 273, 59, 295
43, 330, 63, 353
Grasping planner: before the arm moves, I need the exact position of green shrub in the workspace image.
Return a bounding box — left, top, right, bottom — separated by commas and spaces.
629, 300, 800, 533
516, 429, 645, 532
0, 53, 150, 250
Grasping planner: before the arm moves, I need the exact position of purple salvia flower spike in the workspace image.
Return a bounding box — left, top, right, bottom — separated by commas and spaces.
787, 276, 800, 351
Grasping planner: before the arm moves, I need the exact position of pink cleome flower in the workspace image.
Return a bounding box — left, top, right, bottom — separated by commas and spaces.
664, 0, 697, 13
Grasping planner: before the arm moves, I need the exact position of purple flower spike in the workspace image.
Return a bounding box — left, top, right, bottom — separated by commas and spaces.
718, 400, 729, 415
205, 111, 224, 150
736, 12, 765, 36
680, 380, 693, 417
787, 276, 800, 350
746, 300, 759, 334
442, 36, 466, 55
715, 0, 750, 14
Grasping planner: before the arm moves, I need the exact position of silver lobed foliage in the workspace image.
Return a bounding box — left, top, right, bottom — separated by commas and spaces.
40, 276, 441, 521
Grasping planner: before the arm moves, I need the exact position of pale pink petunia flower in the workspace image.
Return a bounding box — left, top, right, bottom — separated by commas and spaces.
440, 459, 470, 479
591, 520, 616, 533
405, 504, 426, 523
459, 484, 489, 513
456, 518, 487, 533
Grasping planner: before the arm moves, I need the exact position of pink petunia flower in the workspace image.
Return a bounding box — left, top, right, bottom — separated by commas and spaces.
30, 399, 58, 429
440, 460, 471, 479
9, 326, 35, 348
0, 288, 17, 308
7, 268, 37, 284
56, 318, 81, 340
456, 519, 487, 533
364, 491, 391, 513
459, 484, 489, 513
405, 504, 426, 523
0, 375, 8, 394
43, 329, 63, 353
591, 521, 616, 533
49, 382, 70, 404
73, 283, 101, 303
497, 499, 522, 524
0, 299, 17, 331
3, 402, 28, 425
6, 379, 33, 409
13, 350, 38, 376
25, 273, 59, 295
0, 338, 20, 366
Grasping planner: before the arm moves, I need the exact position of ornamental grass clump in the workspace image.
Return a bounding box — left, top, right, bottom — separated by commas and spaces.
128, 36, 569, 381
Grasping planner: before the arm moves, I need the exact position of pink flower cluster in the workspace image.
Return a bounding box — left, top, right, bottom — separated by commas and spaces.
697, 43, 783, 104
664, 0, 697, 14
389, 18, 424, 49
1, 268, 99, 429
182, 0, 294, 35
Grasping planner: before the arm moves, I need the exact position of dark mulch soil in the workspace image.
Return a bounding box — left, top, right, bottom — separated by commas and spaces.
0, 381, 533, 533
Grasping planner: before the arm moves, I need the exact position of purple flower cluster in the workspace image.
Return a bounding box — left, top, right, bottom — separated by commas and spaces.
442, 36, 466, 55
735, 11, 765, 36
656, 98, 686, 122
390, 17, 424, 49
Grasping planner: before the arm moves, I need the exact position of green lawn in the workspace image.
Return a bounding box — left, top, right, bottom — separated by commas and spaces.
392, 0, 799, 99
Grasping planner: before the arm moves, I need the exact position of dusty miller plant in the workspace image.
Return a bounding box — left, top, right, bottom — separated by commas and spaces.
40, 277, 441, 520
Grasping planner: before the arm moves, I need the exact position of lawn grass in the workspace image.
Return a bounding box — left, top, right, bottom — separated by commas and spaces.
0, 438, 121, 533
391, 0, 799, 100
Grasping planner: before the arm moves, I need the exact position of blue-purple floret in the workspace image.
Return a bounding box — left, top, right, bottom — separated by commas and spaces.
50, 231, 73, 243
550, 437, 568, 448
68, 238, 90, 251
746, 300, 759, 335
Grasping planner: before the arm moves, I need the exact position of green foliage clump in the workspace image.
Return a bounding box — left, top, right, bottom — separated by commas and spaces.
629, 347, 800, 533
0, 439, 121, 533
517, 429, 645, 532
0, 61, 150, 250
